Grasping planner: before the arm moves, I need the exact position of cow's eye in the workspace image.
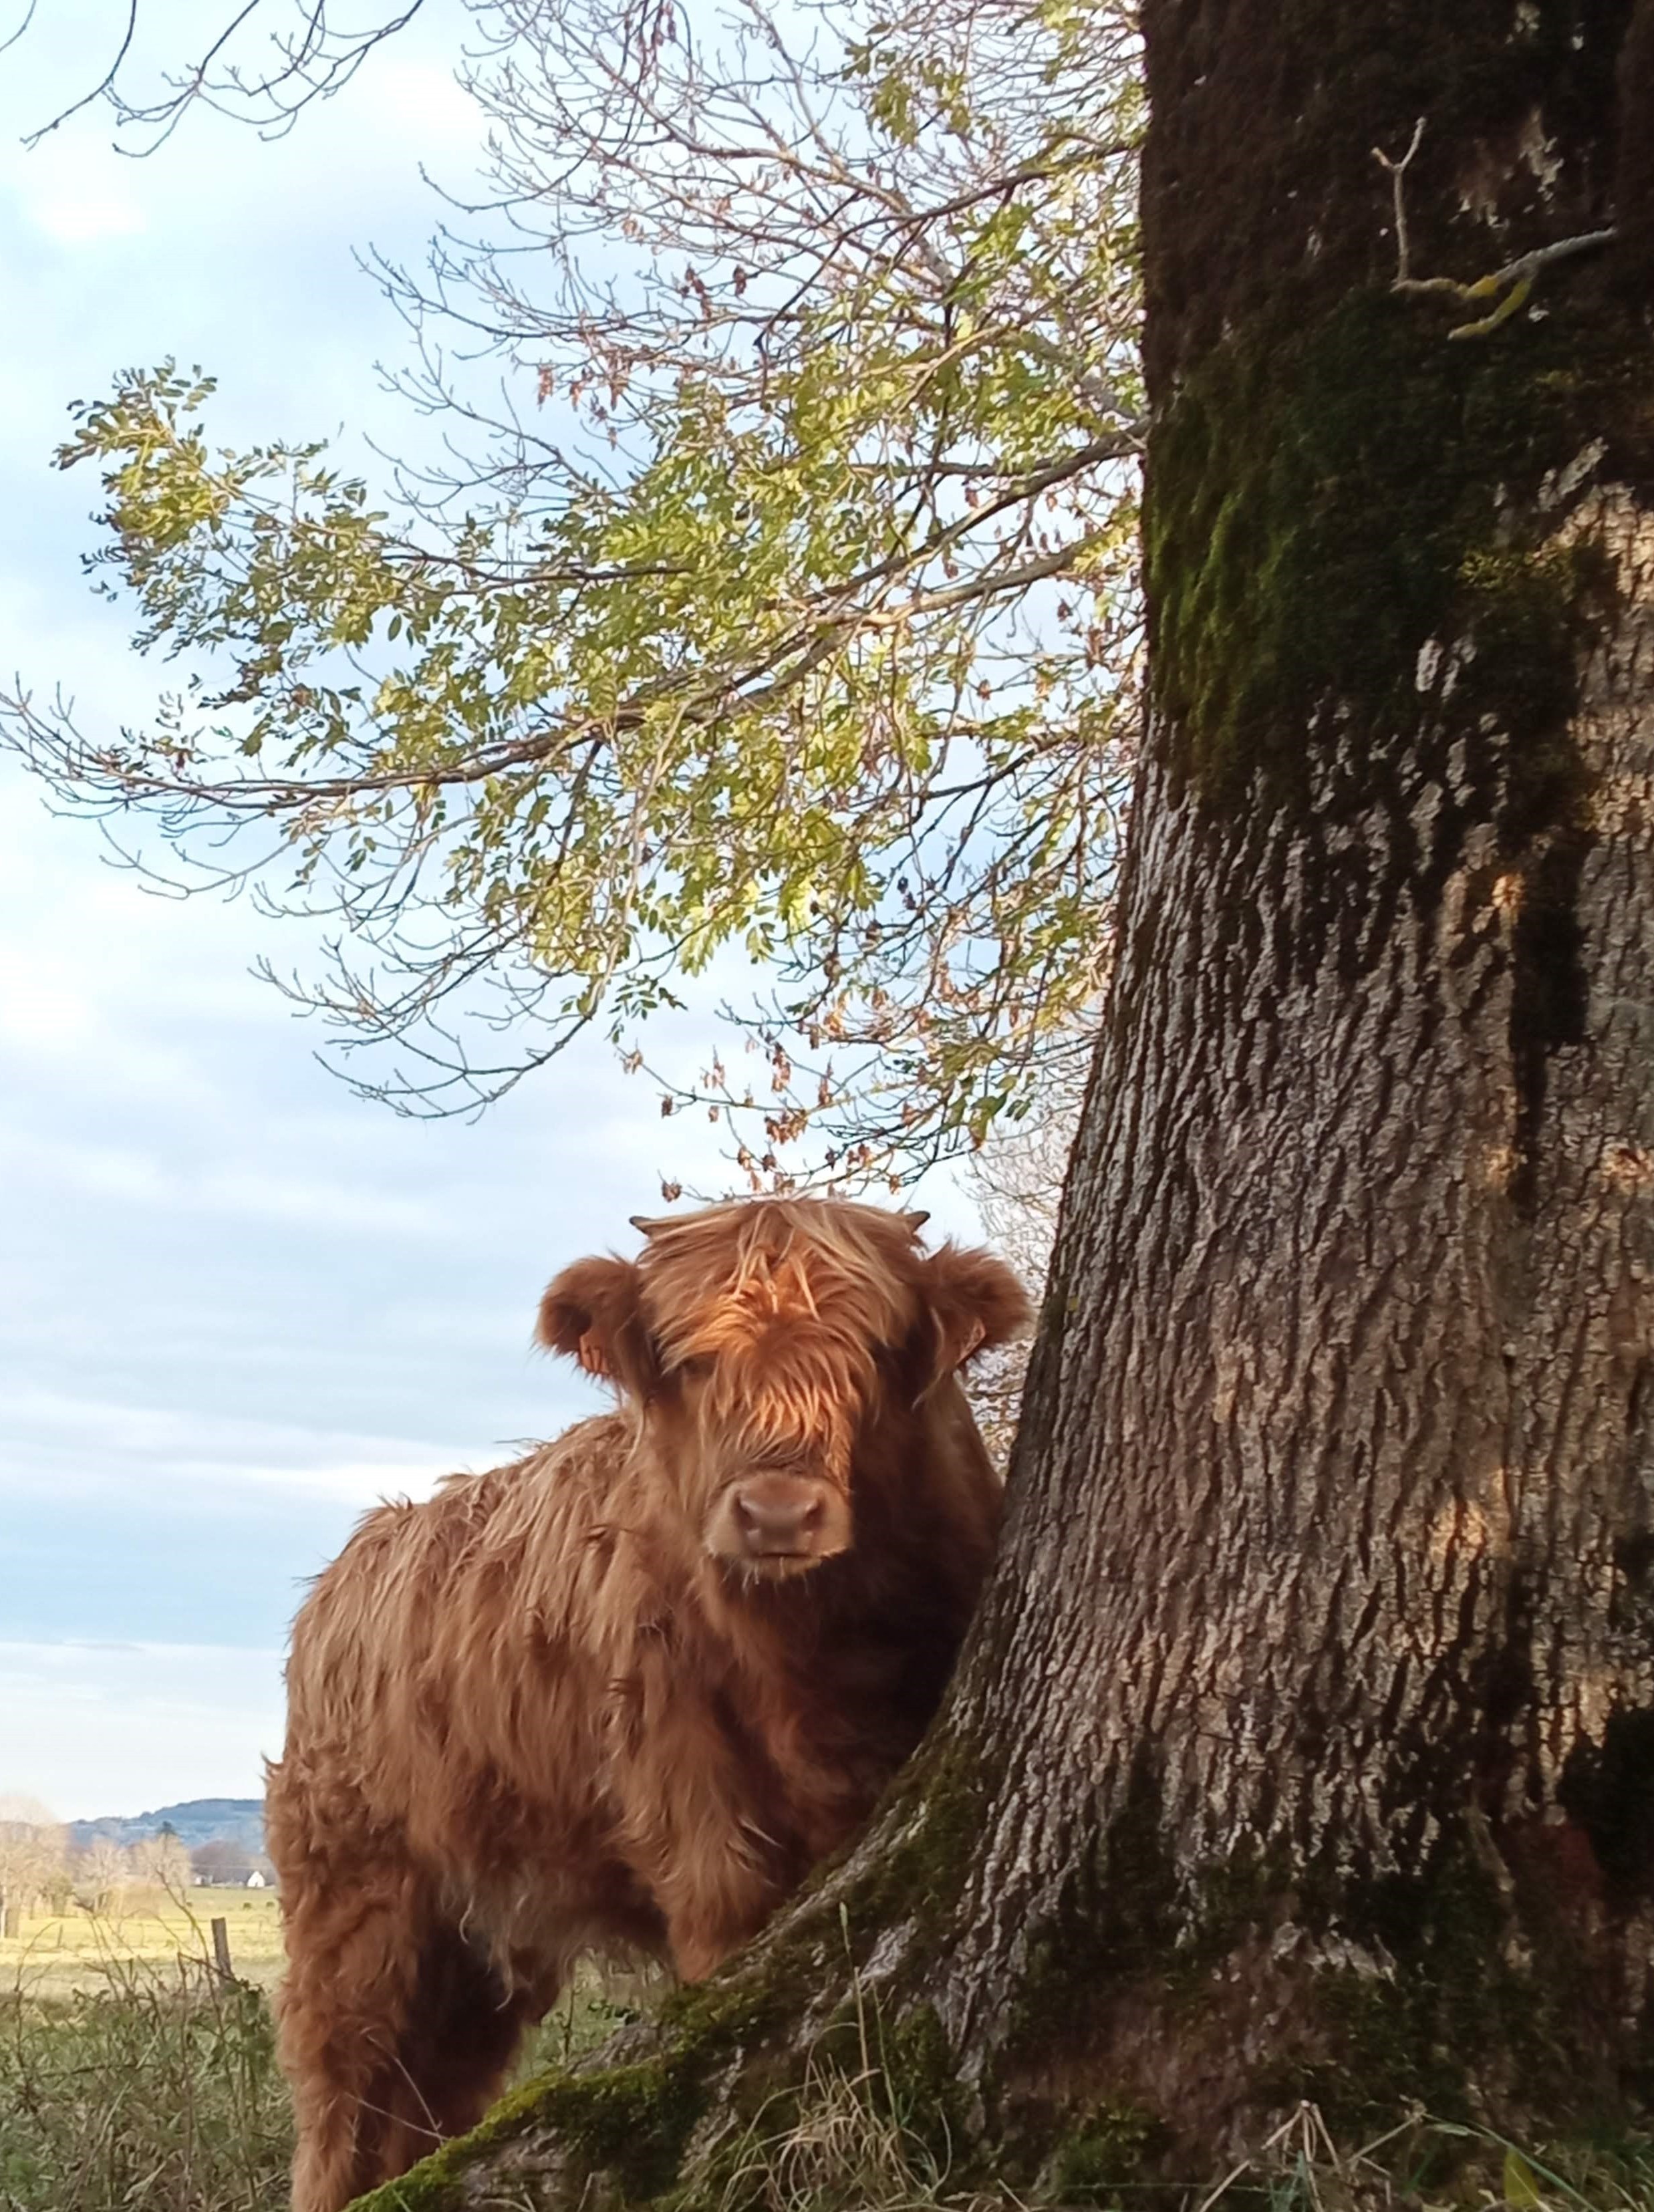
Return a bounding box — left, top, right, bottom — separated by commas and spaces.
676, 1354, 715, 1381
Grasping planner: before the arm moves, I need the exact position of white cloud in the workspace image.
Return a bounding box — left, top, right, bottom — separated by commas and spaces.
0, 1124, 446, 1236
0, 1384, 483, 1505
20, 175, 150, 247
0, 0, 990, 1824
0, 1641, 284, 1817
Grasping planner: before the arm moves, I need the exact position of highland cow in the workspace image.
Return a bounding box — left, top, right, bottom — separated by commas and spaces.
267, 1197, 1028, 2212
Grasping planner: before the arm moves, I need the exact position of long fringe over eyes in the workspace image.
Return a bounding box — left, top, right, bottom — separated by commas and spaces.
267, 1196, 1028, 2212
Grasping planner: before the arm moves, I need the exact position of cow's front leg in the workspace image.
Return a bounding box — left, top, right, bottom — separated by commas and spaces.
610, 1703, 799, 1980
655, 1832, 789, 1981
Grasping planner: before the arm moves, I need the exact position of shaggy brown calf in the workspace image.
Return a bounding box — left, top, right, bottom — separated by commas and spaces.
267, 1197, 1028, 2212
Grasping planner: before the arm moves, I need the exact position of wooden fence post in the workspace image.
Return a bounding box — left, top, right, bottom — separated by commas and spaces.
211, 1915, 235, 1983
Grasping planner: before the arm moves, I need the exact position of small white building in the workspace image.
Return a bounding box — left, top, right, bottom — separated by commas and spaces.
246, 1870, 267, 1889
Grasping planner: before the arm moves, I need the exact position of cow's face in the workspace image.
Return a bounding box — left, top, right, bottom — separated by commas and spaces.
537, 1202, 1028, 1580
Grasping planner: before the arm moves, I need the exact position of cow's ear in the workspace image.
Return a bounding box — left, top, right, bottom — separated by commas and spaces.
916, 1244, 1032, 1380
537, 1257, 658, 1399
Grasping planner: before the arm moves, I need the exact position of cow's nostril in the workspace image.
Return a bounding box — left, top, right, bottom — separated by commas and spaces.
738, 1495, 800, 1534
735, 1484, 823, 1552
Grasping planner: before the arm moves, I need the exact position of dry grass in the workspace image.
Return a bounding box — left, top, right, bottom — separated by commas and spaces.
3, 1916, 1651, 2212
713, 1963, 970, 2212
715, 2080, 1654, 2212
720, 2049, 964, 2212
1174, 2104, 1654, 2212
1, 1889, 285, 2001
0, 1959, 289, 2212
0, 1906, 645, 2212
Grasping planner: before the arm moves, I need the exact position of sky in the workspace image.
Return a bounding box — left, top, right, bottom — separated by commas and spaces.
0, 0, 984, 1820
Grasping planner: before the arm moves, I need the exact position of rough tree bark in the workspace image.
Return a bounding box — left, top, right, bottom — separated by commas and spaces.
350, 4, 1654, 2203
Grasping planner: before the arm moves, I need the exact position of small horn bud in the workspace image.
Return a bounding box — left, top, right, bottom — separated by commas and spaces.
902, 1210, 930, 1233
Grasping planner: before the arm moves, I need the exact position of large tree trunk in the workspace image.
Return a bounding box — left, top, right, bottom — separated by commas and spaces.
350, 5, 1654, 2204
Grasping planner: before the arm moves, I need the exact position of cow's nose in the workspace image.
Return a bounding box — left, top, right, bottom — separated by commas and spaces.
735, 1478, 826, 1554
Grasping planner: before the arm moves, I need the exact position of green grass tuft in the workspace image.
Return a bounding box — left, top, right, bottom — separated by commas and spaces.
0, 1959, 291, 2212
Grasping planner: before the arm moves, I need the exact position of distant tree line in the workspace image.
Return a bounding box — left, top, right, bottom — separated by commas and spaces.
0, 1799, 275, 1932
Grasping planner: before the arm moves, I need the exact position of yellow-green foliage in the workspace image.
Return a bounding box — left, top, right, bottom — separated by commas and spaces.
6, 0, 1145, 1174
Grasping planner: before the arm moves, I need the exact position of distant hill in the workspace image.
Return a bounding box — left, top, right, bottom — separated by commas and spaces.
68, 1798, 265, 1853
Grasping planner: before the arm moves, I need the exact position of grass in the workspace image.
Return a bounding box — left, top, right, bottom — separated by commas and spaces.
517, 1959, 672, 2074
710, 2077, 1654, 2212
0, 1897, 650, 2212
1174, 2106, 1654, 2212
2, 1908, 1651, 2212
0, 1958, 290, 2212
1, 1889, 286, 2000
716, 2039, 966, 2212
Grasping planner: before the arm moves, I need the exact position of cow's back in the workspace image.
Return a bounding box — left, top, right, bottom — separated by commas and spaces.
270, 1414, 641, 1885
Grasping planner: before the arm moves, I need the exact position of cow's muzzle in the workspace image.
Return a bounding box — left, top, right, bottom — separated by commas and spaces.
706, 1472, 851, 1572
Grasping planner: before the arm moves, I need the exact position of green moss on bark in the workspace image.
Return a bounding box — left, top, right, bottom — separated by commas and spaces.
1000, 1756, 1284, 2061
835, 1734, 1001, 1955
1040, 2104, 1173, 2203
991, 1738, 1651, 2164
344, 2056, 706, 2212
877, 2002, 972, 2167
1257, 1839, 1597, 2132
347, 2163, 463, 2212
346, 1976, 779, 2212
1145, 289, 1647, 817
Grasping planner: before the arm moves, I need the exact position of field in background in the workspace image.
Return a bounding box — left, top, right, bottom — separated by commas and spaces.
0, 1890, 657, 2212
0, 1888, 285, 1999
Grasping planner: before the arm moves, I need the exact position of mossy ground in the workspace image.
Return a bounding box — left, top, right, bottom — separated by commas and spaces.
347, 1790, 1654, 2210
348, 1966, 1654, 2212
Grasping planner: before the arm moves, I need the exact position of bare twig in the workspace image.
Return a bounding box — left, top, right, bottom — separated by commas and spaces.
1371, 116, 1426, 283
1376, 116, 1616, 337
23, 0, 428, 151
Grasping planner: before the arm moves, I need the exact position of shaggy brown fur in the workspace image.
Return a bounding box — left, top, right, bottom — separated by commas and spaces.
267, 1197, 1028, 2212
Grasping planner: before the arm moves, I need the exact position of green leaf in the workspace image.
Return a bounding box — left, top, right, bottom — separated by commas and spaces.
1504, 2149, 1545, 2207
4, 0, 1143, 1179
